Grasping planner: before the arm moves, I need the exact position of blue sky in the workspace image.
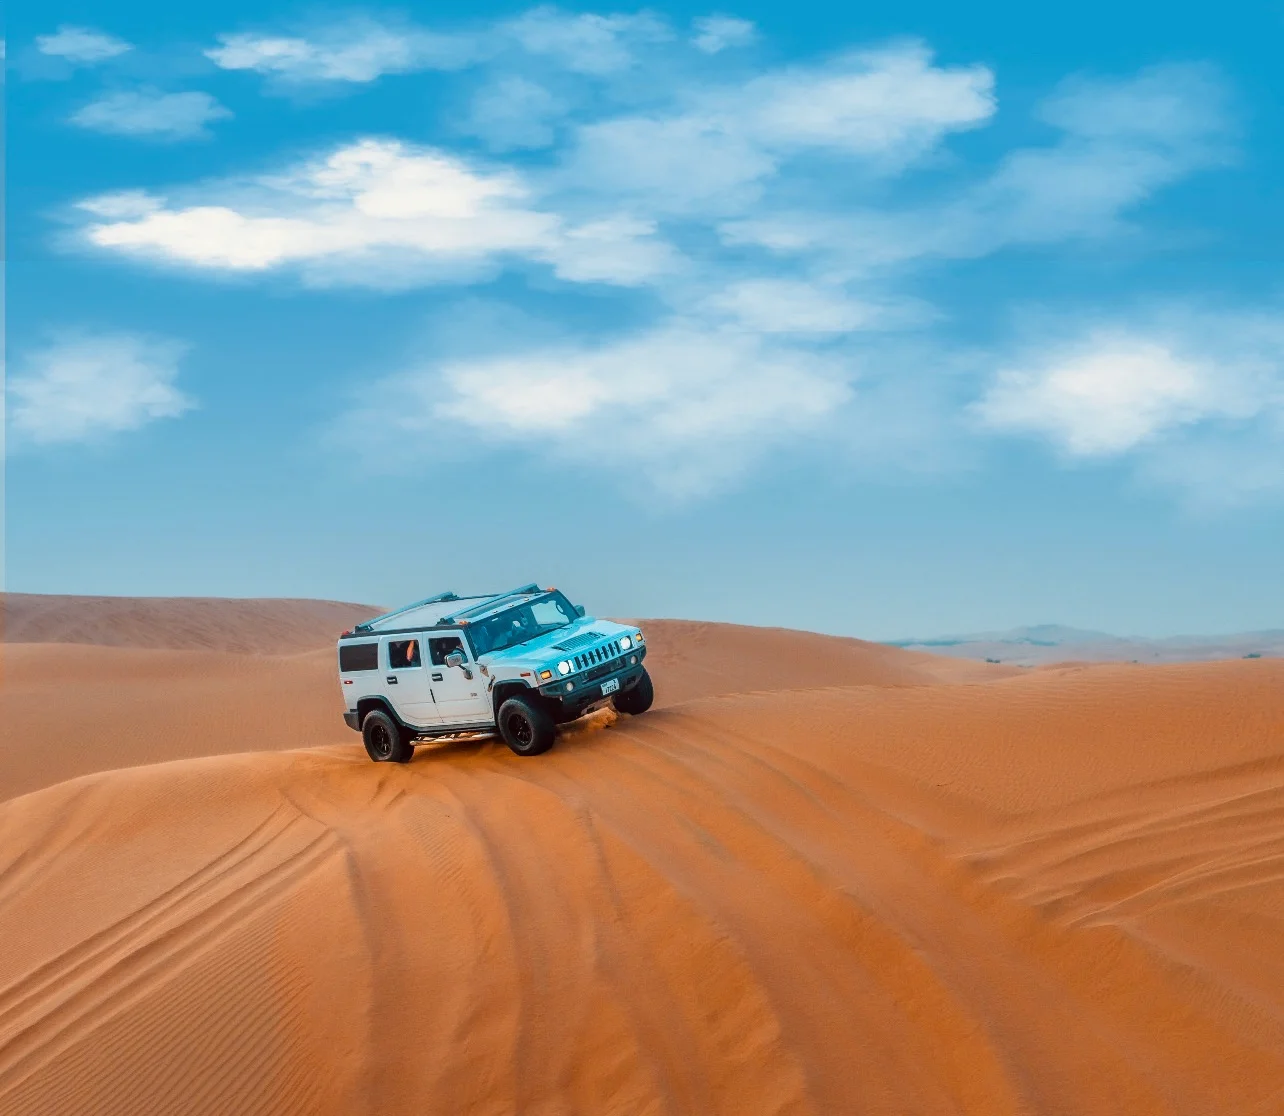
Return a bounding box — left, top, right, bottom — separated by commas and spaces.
6, 1, 1282, 639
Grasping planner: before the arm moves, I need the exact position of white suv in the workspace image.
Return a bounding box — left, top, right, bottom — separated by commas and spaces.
337, 584, 652, 761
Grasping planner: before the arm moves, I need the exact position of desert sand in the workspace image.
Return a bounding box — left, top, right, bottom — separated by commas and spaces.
2, 596, 1282, 1114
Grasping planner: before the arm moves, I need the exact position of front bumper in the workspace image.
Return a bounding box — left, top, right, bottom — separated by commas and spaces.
539, 647, 647, 717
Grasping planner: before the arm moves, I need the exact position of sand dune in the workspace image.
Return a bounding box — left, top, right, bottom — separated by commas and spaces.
2, 598, 1282, 1114
2, 608, 1007, 803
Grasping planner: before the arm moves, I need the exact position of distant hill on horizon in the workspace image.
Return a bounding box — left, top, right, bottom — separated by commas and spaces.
889, 624, 1284, 666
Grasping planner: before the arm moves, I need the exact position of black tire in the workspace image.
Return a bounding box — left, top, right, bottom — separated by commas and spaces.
613, 668, 654, 715
497, 696, 556, 757
362, 709, 414, 764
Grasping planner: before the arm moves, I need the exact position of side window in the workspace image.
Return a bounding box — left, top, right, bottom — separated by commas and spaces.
429, 636, 466, 666
339, 642, 378, 672
388, 639, 422, 669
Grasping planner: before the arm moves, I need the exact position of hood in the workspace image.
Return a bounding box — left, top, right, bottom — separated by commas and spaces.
480, 616, 633, 667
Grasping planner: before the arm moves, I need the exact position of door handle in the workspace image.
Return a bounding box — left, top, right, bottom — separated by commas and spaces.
431, 673, 443, 681
386, 676, 398, 684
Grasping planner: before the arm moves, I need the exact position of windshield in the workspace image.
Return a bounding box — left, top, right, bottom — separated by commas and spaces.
467, 592, 578, 657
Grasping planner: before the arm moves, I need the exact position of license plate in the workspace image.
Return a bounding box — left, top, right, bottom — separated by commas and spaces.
601, 678, 620, 695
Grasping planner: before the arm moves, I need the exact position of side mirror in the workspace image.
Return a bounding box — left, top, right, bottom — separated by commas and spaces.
575, 605, 586, 617
445, 648, 473, 679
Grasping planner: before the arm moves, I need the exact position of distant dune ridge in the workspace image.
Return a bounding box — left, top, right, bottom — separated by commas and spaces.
2, 595, 1283, 1114
2, 593, 381, 653
890, 622, 1284, 666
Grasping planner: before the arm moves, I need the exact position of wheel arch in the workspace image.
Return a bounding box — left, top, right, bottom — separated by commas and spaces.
491, 679, 537, 718
356, 696, 404, 727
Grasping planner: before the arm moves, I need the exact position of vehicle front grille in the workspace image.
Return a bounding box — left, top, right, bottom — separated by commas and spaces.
584, 656, 625, 683
574, 640, 621, 674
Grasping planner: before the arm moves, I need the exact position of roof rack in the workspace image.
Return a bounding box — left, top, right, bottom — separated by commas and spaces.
353, 591, 462, 633
441, 583, 542, 624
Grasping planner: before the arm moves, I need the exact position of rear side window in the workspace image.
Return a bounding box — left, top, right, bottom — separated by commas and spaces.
389, 639, 422, 669
339, 642, 378, 672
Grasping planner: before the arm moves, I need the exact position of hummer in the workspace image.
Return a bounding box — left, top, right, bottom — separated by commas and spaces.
337, 584, 653, 761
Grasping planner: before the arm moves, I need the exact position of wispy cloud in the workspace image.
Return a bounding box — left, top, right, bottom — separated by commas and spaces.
35, 25, 132, 63
70, 90, 232, 141
349, 322, 853, 496
206, 17, 476, 83
691, 15, 756, 54
7, 331, 196, 448
722, 64, 1232, 271
500, 6, 669, 74
205, 6, 666, 86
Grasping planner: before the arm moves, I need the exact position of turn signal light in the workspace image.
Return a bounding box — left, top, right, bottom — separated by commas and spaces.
539, 669, 552, 680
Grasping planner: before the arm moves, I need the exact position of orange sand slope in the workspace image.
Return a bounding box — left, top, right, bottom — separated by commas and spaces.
2, 600, 1283, 1115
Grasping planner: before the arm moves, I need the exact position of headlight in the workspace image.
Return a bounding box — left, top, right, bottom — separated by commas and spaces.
557, 660, 572, 675
619, 636, 632, 651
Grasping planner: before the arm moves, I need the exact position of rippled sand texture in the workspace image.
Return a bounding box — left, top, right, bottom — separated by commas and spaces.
1, 600, 1281, 1115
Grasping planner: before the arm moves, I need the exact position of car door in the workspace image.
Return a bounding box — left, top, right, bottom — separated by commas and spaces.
428, 634, 491, 727
382, 635, 440, 727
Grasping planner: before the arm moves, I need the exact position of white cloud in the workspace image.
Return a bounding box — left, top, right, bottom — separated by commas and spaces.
501, 6, 669, 74
76, 138, 672, 287
977, 335, 1227, 455
206, 20, 476, 83
976, 313, 1283, 467
36, 25, 132, 63
70, 90, 232, 140
8, 332, 195, 447
692, 15, 756, 54
354, 322, 853, 495
743, 44, 994, 157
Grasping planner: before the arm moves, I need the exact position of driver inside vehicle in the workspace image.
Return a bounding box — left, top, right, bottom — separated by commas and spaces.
430, 637, 466, 667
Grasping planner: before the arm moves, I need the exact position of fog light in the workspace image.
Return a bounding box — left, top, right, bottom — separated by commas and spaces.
539, 669, 552, 680
630, 655, 637, 664
565, 682, 574, 692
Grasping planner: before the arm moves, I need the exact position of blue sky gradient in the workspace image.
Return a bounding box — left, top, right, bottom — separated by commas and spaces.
6, 1, 1282, 639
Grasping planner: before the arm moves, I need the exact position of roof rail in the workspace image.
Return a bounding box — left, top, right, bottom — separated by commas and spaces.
441, 583, 542, 624
354, 591, 461, 633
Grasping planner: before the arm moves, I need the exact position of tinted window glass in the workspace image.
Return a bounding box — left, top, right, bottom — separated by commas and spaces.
430, 636, 466, 666
389, 639, 421, 669
339, 642, 378, 672
531, 598, 573, 626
